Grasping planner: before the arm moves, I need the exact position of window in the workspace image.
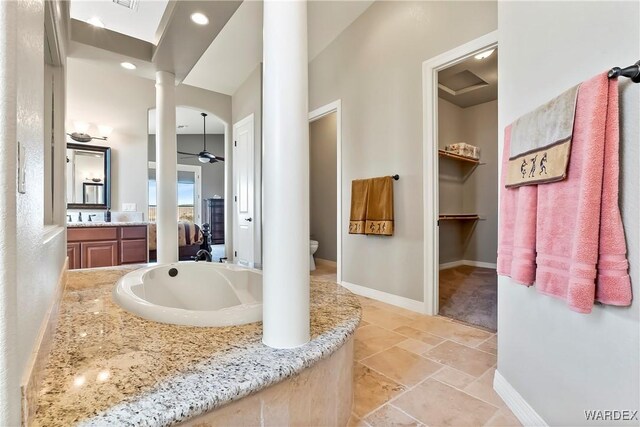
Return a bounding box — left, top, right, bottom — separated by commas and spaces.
148, 162, 202, 224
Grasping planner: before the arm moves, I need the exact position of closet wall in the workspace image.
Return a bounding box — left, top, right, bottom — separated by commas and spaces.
438, 98, 498, 266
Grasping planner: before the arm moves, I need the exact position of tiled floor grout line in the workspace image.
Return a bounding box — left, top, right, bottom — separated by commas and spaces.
365, 319, 492, 352
354, 296, 514, 426
388, 402, 427, 426
430, 370, 505, 412
357, 364, 449, 420
358, 336, 504, 421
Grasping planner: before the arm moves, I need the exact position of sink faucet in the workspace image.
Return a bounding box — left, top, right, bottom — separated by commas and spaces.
67, 214, 72, 222
194, 249, 212, 262
78, 212, 83, 222
88, 214, 97, 222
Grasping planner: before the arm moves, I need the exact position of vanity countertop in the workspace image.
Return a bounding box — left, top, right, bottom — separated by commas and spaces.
34, 266, 361, 427
67, 221, 148, 228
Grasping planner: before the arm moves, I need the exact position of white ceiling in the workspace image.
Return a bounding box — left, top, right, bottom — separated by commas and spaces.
183, 0, 374, 95
70, 0, 169, 44
148, 106, 226, 135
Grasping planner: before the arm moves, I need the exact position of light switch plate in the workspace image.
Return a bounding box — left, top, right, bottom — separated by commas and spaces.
122, 203, 137, 212
17, 141, 26, 194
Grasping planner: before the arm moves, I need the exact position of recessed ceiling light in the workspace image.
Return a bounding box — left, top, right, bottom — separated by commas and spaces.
474, 49, 495, 60
190, 12, 209, 25
120, 62, 137, 70
87, 17, 105, 28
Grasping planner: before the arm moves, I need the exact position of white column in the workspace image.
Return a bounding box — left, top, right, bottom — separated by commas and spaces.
155, 71, 178, 264
262, 0, 310, 348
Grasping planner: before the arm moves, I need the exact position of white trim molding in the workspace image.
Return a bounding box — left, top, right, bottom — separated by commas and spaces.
494, 370, 548, 427
341, 281, 425, 314
309, 100, 342, 283
439, 259, 497, 270
422, 30, 499, 316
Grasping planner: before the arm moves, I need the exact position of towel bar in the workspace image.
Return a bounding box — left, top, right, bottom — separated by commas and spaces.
391, 174, 399, 181
608, 60, 640, 83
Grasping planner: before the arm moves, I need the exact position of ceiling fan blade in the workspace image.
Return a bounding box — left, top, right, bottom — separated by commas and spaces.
177, 151, 198, 156
214, 156, 224, 162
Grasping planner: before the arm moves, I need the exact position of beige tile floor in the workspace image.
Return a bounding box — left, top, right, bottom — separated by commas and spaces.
349, 296, 520, 427
311, 263, 519, 426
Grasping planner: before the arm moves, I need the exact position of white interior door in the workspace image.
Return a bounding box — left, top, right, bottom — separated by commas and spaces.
233, 115, 255, 267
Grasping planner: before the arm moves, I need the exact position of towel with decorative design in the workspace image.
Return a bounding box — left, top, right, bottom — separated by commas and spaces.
506, 84, 580, 187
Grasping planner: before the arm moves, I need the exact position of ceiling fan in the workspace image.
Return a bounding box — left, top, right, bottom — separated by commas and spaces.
178, 112, 225, 164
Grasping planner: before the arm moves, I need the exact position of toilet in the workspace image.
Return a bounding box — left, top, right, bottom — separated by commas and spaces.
310, 240, 319, 271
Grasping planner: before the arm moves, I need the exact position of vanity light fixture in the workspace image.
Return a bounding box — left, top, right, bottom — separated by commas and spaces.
190, 12, 209, 25
68, 121, 112, 143
87, 17, 105, 28
120, 62, 137, 70
474, 49, 495, 60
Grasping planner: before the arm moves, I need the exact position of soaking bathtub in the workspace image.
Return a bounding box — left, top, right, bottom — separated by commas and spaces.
113, 262, 263, 327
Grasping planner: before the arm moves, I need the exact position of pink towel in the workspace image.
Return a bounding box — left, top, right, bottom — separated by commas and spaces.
497, 72, 632, 313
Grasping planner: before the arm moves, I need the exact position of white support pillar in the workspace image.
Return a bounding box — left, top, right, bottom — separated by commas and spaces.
262, 0, 310, 348
155, 71, 178, 264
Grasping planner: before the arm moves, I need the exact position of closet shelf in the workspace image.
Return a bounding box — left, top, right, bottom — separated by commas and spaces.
438, 214, 480, 221
438, 149, 484, 165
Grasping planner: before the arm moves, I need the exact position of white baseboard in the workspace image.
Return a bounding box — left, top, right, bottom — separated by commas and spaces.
439, 260, 466, 270
341, 281, 425, 314
494, 370, 547, 427
439, 259, 497, 270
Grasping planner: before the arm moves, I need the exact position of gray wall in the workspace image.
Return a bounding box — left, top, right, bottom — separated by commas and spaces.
66, 57, 231, 215
498, 2, 639, 424
438, 98, 466, 263
309, 1, 497, 301
462, 100, 498, 263
310, 113, 337, 262
0, 1, 67, 422
232, 65, 263, 266
438, 99, 498, 265
148, 134, 225, 221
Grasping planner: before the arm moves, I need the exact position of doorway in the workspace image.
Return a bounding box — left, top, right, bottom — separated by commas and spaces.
422, 32, 498, 332
309, 101, 342, 283
147, 106, 228, 262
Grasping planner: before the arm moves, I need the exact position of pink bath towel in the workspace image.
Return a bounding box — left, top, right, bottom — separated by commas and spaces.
497, 73, 632, 313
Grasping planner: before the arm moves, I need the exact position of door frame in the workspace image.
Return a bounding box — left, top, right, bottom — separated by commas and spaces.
309, 100, 342, 283
148, 162, 203, 225
232, 113, 256, 267
422, 31, 498, 315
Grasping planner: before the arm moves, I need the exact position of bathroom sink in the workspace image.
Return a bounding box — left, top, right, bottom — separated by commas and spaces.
113, 262, 263, 327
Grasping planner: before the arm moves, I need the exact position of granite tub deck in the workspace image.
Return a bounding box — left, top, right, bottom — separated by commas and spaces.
34, 266, 361, 426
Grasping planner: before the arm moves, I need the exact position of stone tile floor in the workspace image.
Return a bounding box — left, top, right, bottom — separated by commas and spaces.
348, 296, 521, 427
310, 263, 519, 426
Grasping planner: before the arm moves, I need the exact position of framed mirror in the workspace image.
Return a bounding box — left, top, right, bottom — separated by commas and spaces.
66, 143, 111, 209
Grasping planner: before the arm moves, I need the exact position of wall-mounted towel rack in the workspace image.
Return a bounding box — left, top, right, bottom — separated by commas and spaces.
608, 60, 640, 83
391, 174, 399, 180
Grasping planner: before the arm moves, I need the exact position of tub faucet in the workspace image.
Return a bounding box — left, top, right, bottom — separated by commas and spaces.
194, 249, 212, 262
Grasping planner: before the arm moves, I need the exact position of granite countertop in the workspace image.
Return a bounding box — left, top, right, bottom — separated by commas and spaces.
67, 222, 148, 228
34, 266, 361, 427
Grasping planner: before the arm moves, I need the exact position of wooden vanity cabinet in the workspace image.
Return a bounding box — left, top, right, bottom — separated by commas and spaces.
67, 225, 148, 270
67, 242, 81, 270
